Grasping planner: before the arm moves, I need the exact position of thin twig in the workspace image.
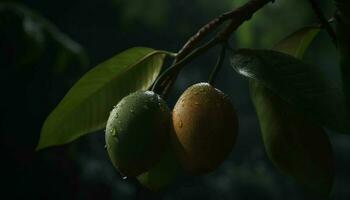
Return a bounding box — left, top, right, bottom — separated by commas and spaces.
308, 0, 337, 46
208, 43, 227, 85
176, 0, 272, 61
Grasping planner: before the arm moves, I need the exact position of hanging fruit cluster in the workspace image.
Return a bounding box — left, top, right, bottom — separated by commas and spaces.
105, 83, 238, 190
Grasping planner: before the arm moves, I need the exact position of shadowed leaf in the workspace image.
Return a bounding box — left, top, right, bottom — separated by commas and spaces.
334, 1, 350, 113
230, 49, 349, 133
250, 80, 334, 198
247, 26, 335, 198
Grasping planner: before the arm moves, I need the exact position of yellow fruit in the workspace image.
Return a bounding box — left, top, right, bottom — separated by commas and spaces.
105, 91, 170, 177
171, 83, 238, 175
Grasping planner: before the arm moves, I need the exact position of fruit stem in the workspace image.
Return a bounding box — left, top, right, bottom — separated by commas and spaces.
153, 0, 273, 97
151, 37, 220, 93
208, 43, 227, 85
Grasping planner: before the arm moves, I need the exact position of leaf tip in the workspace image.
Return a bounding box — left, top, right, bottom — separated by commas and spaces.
35, 136, 46, 151
35, 144, 42, 152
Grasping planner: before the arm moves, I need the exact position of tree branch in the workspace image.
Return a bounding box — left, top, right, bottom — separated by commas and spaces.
152, 37, 220, 92
153, 0, 273, 96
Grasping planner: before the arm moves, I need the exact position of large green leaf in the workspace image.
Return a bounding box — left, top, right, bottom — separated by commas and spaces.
250, 81, 334, 198
37, 47, 169, 150
230, 49, 349, 133
248, 27, 335, 197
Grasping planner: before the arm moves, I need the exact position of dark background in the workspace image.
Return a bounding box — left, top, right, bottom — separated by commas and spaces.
1, 0, 350, 199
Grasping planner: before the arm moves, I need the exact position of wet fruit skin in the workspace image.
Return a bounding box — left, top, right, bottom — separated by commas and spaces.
105, 91, 171, 177
171, 83, 238, 175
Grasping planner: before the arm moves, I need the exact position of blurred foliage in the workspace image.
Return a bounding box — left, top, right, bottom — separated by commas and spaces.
0, 2, 88, 74
0, 2, 89, 199
234, 0, 315, 48
113, 0, 170, 29
334, 1, 350, 114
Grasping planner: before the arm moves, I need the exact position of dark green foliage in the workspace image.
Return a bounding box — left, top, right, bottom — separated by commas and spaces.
6, 0, 350, 199
0, 3, 88, 73
230, 49, 349, 133
335, 1, 350, 113
0, 2, 91, 200
240, 26, 336, 198
250, 80, 334, 198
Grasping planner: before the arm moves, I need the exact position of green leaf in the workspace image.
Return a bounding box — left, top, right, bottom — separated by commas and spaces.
273, 26, 320, 58
250, 81, 334, 198
249, 27, 334, 197
37, 47, 169, 150
230, 49, 349, 133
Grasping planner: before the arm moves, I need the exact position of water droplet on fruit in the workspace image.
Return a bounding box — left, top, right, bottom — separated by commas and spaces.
145, 91, 154, 95
111, 129, 117, 137
179, 120, 183, 128
122, 176, 128, 180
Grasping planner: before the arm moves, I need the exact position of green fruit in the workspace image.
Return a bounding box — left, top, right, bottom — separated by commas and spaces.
105, 91, 171, 177
171, 83, 238, 175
